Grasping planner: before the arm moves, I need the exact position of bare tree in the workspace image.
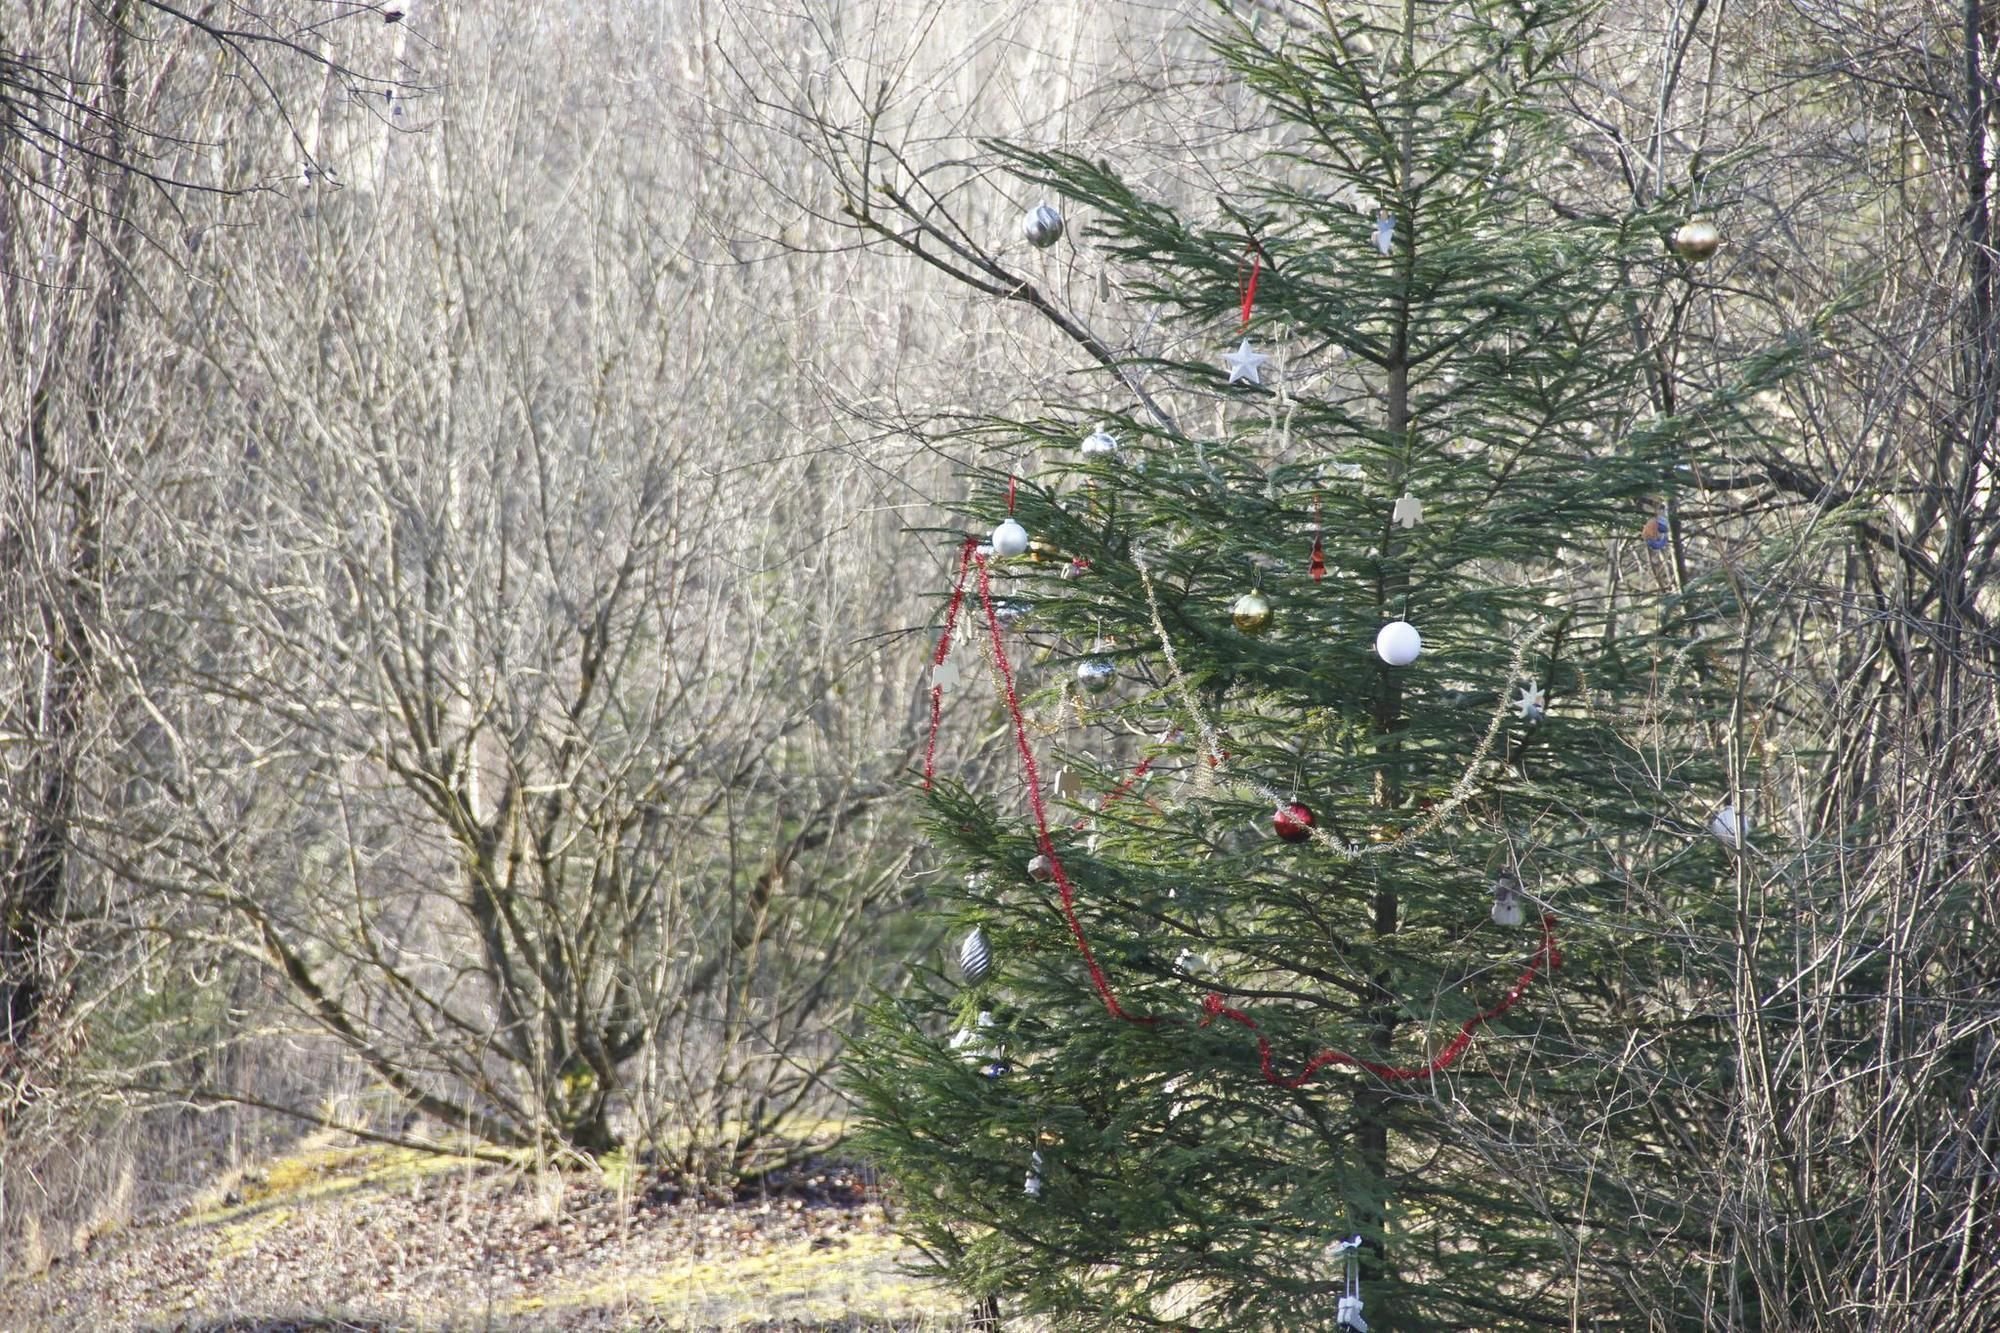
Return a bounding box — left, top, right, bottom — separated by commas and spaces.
29, 0, 946, 1174
3, 0, 414, 213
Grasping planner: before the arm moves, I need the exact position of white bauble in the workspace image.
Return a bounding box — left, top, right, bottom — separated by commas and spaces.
1375, 619, 1422, 666
990, 518, 1030, 558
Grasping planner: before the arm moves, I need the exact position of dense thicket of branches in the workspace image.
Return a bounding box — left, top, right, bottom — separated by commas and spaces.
3, 0, 1996, 1322
1, 0, 1005, 1241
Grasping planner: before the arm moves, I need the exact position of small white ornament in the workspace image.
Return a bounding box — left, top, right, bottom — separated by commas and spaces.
1375, 620, 1422, 667
1374, 215, 1395, 256
1222, 338, 1271, 386
1512, 681, 1545, 722
958, 927, 992, 984
990, 518, 1030, 558
1491, 875, 1525, 928
1023, 203, 1064, 248
1174, 948, 1209, 976
931, 656, 963, 692
1027, 853, 1054, 882
1330, 1235, 1368, 1333
1392, 494, 1423, 528
950, 1010, 996, 1056
1024, 1150, 1045, 1197
1081, 424, 1119, 458
1709, 805, 1747, 849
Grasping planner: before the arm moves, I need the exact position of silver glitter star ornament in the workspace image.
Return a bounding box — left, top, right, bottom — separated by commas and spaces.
1222, 339, 1271, 386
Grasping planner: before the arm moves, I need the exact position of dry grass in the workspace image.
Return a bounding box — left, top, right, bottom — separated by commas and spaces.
0, 1134, 963, 1332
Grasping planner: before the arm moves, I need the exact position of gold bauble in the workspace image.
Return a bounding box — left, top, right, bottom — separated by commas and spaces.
1672, 218, 1721, 262
1231, 591, 1273, 636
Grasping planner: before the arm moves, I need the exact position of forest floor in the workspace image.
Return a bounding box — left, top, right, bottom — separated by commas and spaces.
0, 1133, 963, 1331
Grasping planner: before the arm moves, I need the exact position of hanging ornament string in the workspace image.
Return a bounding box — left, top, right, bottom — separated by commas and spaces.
1200, 913, 1561, 1085
963, 550, 1561, 1085
1310, 492, 1326, 582
922, 537, 980, 790
974, 555, 1156, 1027
1240, 246, 1262, 328
1071, 748, 1165, 832
1007, 474, 1018, 514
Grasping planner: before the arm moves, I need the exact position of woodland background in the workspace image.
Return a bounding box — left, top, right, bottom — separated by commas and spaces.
2, 0, 1995, 1324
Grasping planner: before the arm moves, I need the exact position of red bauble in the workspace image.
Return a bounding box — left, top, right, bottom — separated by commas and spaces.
1273, 802, 1315, 843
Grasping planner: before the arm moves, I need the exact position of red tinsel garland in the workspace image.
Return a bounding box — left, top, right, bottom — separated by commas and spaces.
921, 539, 979, 791
922, 542, 1562, 1085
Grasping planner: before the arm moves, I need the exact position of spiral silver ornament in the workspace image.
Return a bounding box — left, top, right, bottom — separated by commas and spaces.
958, 926, 992, 984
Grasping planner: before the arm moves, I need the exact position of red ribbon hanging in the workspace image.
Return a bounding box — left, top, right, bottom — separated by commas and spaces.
1240, 249, 1262, 329
1072, 754, 1158, 831
1310, 492, 1326, 581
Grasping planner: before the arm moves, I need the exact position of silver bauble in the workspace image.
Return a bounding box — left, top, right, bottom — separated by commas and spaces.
1023, 203, 1064, 249
958, 926, 992, 984
1075, 658, 1116, 693
1081, 425, 1119, 459
993, 598, 1033, 627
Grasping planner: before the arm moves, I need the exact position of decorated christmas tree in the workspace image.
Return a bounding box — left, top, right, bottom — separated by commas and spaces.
852, 1, 1790, 1327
